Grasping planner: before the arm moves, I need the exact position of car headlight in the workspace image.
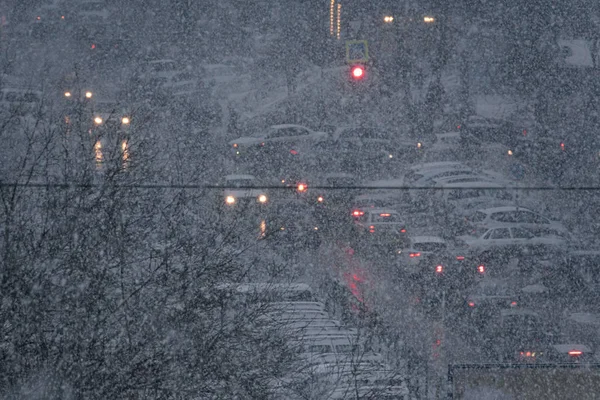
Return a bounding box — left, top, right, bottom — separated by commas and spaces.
225, 195, 236, 205
257, 194, 268, 203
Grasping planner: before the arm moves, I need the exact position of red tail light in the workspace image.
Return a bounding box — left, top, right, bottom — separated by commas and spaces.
400, 228, 406, 233
297, 183, 307, 192
435, 265, 443, 274
379, 213, 391, 217
290, 149, 298, 155
560, 142, 565, 151
456, 256, 465, 261
409, 252, 421, 258
468, 301, 475, 307
568, 350, 583, 356
477, 265, 485, 274
510, 301, 518, 307
369, 225, 375, 233
352, 210, 364, 217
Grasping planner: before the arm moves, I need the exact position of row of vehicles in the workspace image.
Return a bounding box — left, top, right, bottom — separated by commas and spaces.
227, 117, 600, 367
212, 282, 411, 399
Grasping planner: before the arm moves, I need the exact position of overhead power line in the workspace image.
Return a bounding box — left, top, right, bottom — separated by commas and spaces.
1, 182, 600, 191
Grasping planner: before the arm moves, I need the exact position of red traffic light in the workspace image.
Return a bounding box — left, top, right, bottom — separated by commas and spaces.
351, 65, 365, 80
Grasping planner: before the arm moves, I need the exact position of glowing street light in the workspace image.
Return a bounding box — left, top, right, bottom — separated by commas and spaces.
94, 116, 103, 125
424, 16, 435, 23
85, 91, 93, 99
121, 116, 130, 125
383, 16, 394, 23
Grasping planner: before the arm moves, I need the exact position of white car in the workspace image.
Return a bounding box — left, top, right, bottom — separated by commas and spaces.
222, 174, 268, 206
435, 181, 514, 216
465, 206, 568, 236
463, 226, 568, 254
229, 124, 328, 149
353, 208, 407, 235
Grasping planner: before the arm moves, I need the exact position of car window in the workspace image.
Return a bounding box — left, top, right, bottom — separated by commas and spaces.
447, 189, 485, 201
512, 227, 535, 239
471, 211, 487, 223
490, 228, 511, 239
491, 211, 517, 223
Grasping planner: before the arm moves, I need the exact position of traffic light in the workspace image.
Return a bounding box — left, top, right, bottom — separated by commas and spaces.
350, 64, 366, 81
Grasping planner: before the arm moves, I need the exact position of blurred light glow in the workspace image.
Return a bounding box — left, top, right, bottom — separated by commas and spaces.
424, 16, 435, 23
383, 15, 394, 23
258, 194, 268, 203
85, 91, 93, 99
94, 116, 103, 125
121, 116, 130, 125
64, 91, 71, 98
225, 196, 236, 205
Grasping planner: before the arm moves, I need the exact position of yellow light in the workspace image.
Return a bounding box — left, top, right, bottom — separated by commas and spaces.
259, 219, 266, 238
258, 194, 268, 203
85, 91, 93, 99
225, 196, 236, 205
336, 3, 341, 40
121, 116, 130, 125
64, 91, 71, 98
330, 0, 335, 36
94, 140, 103, 163
94, 117, 103, 125
122, 140, 129, 163
384, 16, 394, 23
297, 183, 306, 192
508, 149, 513, 156
314, 226, 319, 231
233, 143, 238, 148
424, 16, 435, 23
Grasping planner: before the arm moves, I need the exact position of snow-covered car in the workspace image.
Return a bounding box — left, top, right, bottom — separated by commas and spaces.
229, 124, 328, 149
353, 208, 407, 235
222, 174, 269, 207
404, 162, 472, 186
463, 226, 569, 258
465, 278, 519, 315
397, 236, 448, 276
465, 206, 568, 236
435, 181, 514, 216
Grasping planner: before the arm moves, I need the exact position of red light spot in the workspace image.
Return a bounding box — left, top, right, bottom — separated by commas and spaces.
511, 301, 517, 306
456, 256, 465, 261
468, 301, 475, 307
523, 129, 527, 136
400, 228, 406, 233
477, 265, 485, 274
379, 213, 391, 217
526, 351, 531, 357
409, 252, 421, 258
569, 350, 583, 356
91, 44, 96, 49
353, 274, 360, 281
560, 142, 565, 150
352, 66, 364, 79
457, 125, 461, 129
290, 149, 298, 155
297, 183, 306, 192
435, 265, 443, 274
352, 210, 364, 217
435, 339, 442, 346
